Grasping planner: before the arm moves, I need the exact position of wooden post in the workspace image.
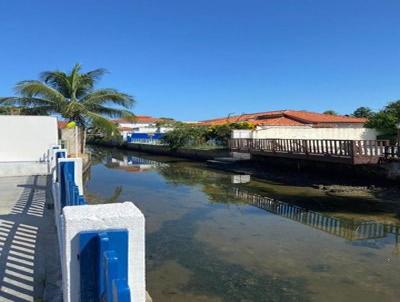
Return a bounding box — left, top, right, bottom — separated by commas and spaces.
351, 141, 357, 164
302, 140, 309, 155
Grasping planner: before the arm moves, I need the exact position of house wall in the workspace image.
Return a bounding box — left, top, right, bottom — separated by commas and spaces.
0, 116, 58, 162
119, 122, 155, 129
232, 126, 378, 140
120, 126, 173, 142
120, 125, 173, 133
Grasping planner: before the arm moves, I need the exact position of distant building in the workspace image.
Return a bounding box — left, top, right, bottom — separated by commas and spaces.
113, 115, 174, 143
199, 110, 378, 140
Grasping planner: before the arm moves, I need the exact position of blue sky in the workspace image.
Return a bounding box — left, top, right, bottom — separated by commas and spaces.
0, 0, 399, 120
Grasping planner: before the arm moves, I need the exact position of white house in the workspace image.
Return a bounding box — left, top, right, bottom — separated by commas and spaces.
200, 110, 378, 140
113, 115, 174, 142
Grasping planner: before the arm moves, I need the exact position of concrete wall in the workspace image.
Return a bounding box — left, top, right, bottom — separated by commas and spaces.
49, 146, 148, 301
60, 127, 82, 157
232, 126, 378, 140
119, 122, 154, 128
0, 116, 58, 162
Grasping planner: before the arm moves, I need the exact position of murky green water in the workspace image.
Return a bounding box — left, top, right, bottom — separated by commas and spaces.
85, 146, 400, 302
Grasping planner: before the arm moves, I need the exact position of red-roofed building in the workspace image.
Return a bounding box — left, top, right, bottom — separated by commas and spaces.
200, 110, 378, 140
199, 110, 367, 127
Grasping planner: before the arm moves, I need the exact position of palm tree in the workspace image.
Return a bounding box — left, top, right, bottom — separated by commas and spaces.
0, 63, 135, 153
0, 106, 22, 115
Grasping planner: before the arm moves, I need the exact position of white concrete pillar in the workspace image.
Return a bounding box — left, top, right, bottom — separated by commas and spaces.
62, 202, 146, 302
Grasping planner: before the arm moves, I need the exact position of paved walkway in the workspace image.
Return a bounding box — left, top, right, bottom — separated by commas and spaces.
0, 175, 61, 302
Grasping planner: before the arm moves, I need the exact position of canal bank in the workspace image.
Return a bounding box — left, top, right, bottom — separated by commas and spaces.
89, 140, 400, 185
86, 146, 400, 302
89, 139, 230, 161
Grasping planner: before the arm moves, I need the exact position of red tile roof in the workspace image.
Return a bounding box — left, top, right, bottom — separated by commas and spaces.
199, 110, 367, 126
284, 111, 367, 124
113, 115, 162, 124
252, 116, 305, 126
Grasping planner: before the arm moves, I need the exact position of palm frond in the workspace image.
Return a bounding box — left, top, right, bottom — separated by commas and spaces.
20, 106, 54, 115
0, 97, 18, 105
15, 81, 65, 104
40, 71, 71, 97
0, 105, 24, 115
84, 68, 108, 85
81, 89, 135, 108
87, 106, 135, 118
3, 64, 134, 135
75, 68, 108, 98
0, 96, 56, 107
86, 111, 119, 136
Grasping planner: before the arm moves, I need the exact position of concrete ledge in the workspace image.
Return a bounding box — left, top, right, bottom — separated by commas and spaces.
62, 202, 146, 302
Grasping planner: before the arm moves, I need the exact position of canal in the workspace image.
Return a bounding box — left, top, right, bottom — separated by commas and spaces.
85, 146, 400, 302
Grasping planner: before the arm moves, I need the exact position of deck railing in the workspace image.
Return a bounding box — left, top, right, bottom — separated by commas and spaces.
384, 146, 400, 159
229, 138, 392, 159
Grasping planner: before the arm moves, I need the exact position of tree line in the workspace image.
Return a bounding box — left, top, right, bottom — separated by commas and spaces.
324, 101, 400, 140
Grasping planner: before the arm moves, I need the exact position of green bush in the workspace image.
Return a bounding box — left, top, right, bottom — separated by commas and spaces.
163, 122, 255, 150
366, 100, 400, 141
162, 125, 209, 150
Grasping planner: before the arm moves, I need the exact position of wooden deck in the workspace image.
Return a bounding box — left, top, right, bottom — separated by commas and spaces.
229, 138, 398, 165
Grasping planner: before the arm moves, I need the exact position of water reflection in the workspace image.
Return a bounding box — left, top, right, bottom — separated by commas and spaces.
233, 188, 400, 254
231, 175, 251, 184
106, 155, 167, 172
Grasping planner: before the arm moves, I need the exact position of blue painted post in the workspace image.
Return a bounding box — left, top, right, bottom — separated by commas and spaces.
55, 151, 66, 181
60, 161, 74, 209
78, 195, 86, 205
79, 230, 130, 302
